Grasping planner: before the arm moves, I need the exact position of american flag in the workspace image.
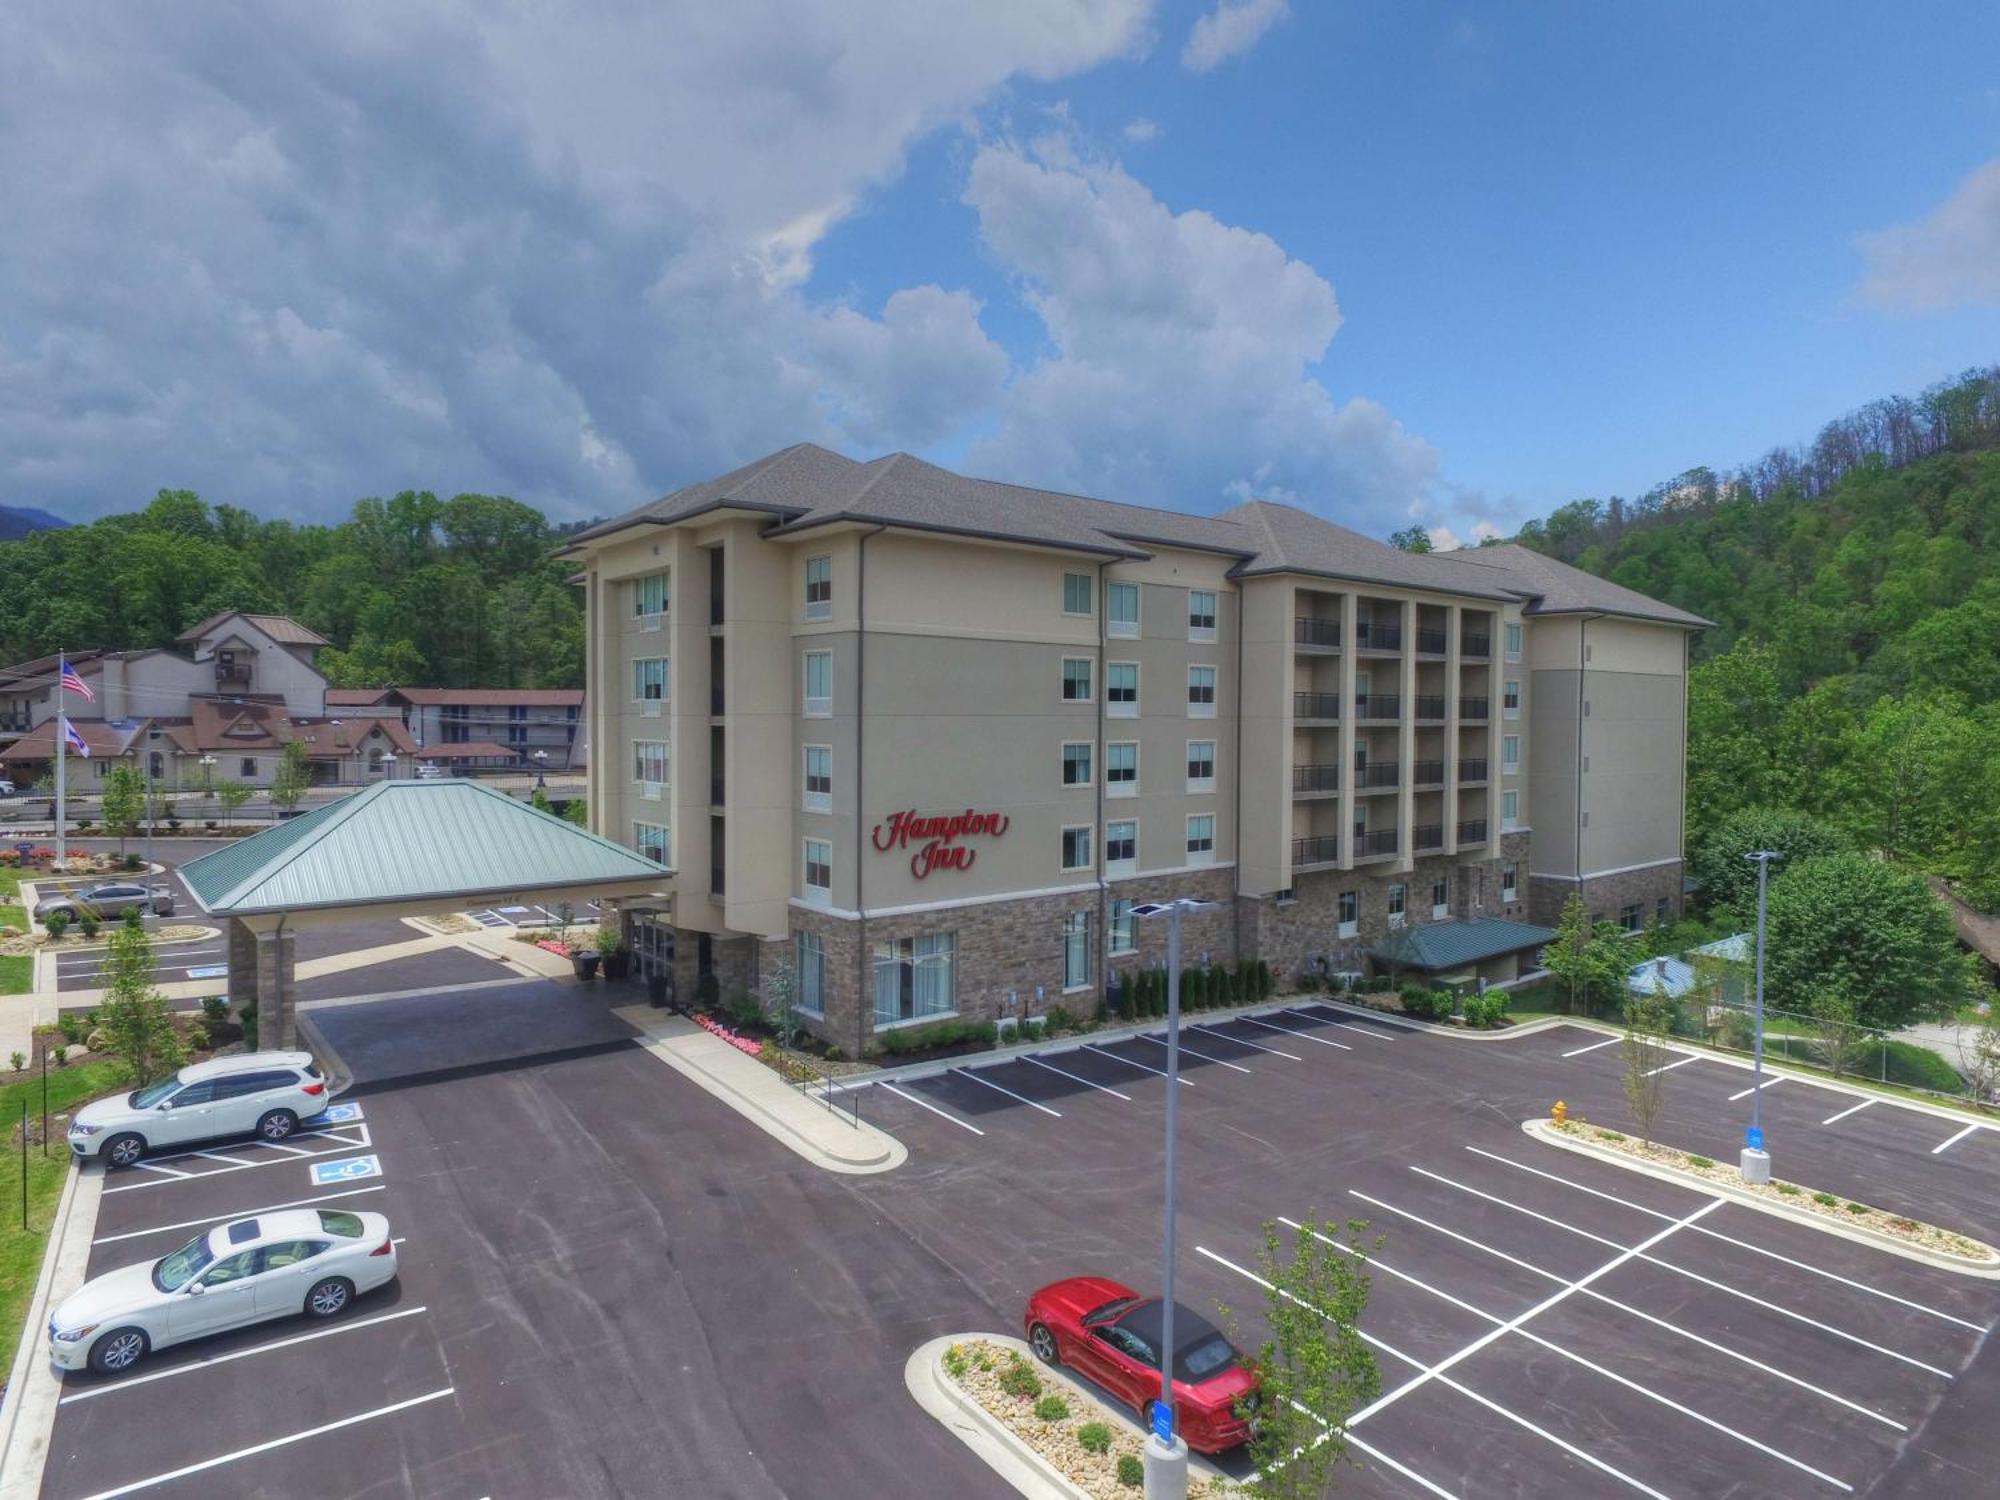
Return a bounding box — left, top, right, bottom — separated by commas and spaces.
58, 656, 94, 701
61, 716, 91, 759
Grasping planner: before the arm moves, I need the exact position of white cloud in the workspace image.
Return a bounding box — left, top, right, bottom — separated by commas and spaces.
1857, 158, 2000, 312
1182, 0, 1289, 74
1122, 116, 1162, 143
1426, 525, 1464, 552
962, 136, 1441, 531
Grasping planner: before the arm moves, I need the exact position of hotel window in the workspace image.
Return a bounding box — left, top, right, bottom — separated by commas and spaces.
1504, 622, 1522, 661
1431, 875, 1450, 919
1501, 862, 1519, 902
804, 556, 832, 621
1105, 819, 1137, 873
1062, 741, 1094, 788
1107, 582, 1140, 638
240, 758, 258, 778
1186, 740, 1216, 793
803, 838, 832, 903
796, 932, 826, 1016
1106, 742, 1137, 797
1062, 911, 1091, 990
1503, 680, 1521, 719
1062, 657, 1093, 703
1188, 589, 1217, 642
632, 572, 670, 623
1061, 826, 1093, 872
633, 657, 668, 713
1107, 662, 1139, 718
803, 651, 832, 716
1619, 902, 1644, 934
634, 821, 669, 865
1187, 665, 1216, 718
634, 739, 668, 794
1110, 898, 1136, 956
873, 933, 956, 1026
803, 745, 832, 811
1655, 895, 1672, 924
1337, 889, 1358, 938
507, 725, 528, 746
1502, 735, 1520, 773
1502, 790, 1520, 829
1386, 883, 1406, 929
1063, 572, 1094, 617
1186, 814, 1214, 865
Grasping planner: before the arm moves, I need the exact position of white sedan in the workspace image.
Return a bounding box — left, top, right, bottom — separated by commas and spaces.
48, 1208, 398, 1375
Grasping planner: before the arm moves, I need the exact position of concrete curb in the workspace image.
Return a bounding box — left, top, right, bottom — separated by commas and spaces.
615, 1007, 907, 1175
1523, 1118, 2000, 1278
1309, 994, 1582, 1041
293, 1007, 354, 1100
0, 1154, 103, 1500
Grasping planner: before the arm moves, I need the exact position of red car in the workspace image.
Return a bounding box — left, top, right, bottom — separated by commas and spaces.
1024, 1276, 1257, 1454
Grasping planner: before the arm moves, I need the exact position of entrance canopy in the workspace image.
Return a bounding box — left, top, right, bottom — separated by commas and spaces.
1371, 916, 1555, 975
180, 778, 671, 925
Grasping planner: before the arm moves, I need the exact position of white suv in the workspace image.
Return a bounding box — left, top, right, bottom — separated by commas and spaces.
68, 1052, 329, 1168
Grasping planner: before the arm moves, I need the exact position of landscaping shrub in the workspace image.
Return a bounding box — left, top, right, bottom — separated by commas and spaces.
1775, 1182, 1800, 1195
1846, 1200, 1870, 1214
998, 1359, 1042, 1400
76, 913, 99, 939
1688, 1155, 1714, 1170
1879, 1040, 1966, 1095
1077, 1422, 1112, 1455
199, 995, 229, 1025
1045, 1005, 1073, 1036
1033, 1395, 1070, 1422
1114, 973, 1136, 1021
43, 910, 70, 940
1117, 1454, 1144, 1488
943, 1345, 969, 1379
723, 990, 763, 1031
1813, 1191, 1838, 1207
56, 1012, 84, 1044
7, 1051, 22, 1072
238, 1001, 259, 1050
51, 1046, 67, 1067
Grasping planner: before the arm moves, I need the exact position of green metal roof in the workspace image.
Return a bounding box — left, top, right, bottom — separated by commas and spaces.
180, 779, 670, 916
1371, 916, 1557, 972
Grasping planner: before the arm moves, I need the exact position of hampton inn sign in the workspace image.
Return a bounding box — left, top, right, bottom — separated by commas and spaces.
871, 808, 1011, 879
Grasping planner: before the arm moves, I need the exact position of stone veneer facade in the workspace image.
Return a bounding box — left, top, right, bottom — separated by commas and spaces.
1529, 859, 1684, 932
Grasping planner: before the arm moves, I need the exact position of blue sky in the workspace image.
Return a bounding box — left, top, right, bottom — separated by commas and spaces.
3, 2, 1997, 542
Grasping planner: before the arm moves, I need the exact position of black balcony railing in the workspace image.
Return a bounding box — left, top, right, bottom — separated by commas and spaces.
1459, 757, 1489, 782
1458, 818, 1489, 843
1294, 616, 1342, 648
1293, 764, 1341, 793
1460, 696, 1490, 720
1411, 759, 1445, 787
1462, 633, 1491, 658
1416, 627, 1448, 655
1355, 829, 1399, 858
1292, 834, 1340, 868
1355, 621, 1402, 651
1354, 693, 1400, 721
1355, 762, 1399, 789
1414, 694, 1447, 721
1413, 823, 1444, 852
1294, 691, 1342, 720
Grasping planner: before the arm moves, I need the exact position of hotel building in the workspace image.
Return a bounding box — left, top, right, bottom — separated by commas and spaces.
566, 445, 1705, 1053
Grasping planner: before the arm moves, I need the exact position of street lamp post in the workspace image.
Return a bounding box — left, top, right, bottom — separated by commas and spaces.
380, 752, 398, 781
1741, 849, 1782, 1184
533, 749, 549, 788
1130, 897, 1216, 1500
198, 754, 216, 795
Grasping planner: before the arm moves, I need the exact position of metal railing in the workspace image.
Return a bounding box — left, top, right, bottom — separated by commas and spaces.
1462, 633, 1491, 657
1457, 818, 1488, 843
1355, 829, 1399, 858
1294, 617, 1342, 648
1413, 823, 1444, 852
1292, 764, 1340, 793
789, 1054, 862, 1128
1354, 693, 1400, 721
1460, 696, 1490, 720
1411, 759, 1445, 787
1294, 692, 1342, 720
1355, 762, 1399, 790
1355, 622, 1402, 651
1416, 627, 1448, 655
1459, 757, 1489, 782
1291, 834, 1340, 867
1414, 694, 1446, 721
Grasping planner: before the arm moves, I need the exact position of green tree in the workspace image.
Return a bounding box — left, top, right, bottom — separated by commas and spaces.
1540, 894, 1637, 1016
1386, 525, 1432, 553
1687, 807, 1848, 923
269, 741, 311, 814
97, 912, 185, 1086
1763, 854, 1972, 1029
528, 786, 554, 815
563, 797, 588, 827
100, 763, 145, 858
1804, 992, 1871, 1079
215, 780, 252, 825
1620, 992, 1678, 1147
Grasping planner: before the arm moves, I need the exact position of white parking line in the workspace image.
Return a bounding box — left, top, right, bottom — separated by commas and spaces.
1286, 1005, 1403, 1038
94, 1185, 388, 1246
260, 1142, 311, 1157
876, 1081, 985, 1136
1642, 1054, 1700, 1077
1728, 1076, 1784, 1102
1193, 1023, 1301, 1061
1562, 1035, 1621, 1058
74, 1387, 456, 1500
130, 1162, 191, 1180
1080, 1044, 1195, 1086
1932, 1123, 1982, 1156
105, 1128, 376, 1194
145, 1123, 368, 1168
1020, 1054, 1132, 1102
1463, 1145, 1988, 1332
952, 1066, 1062, 1117
1820, 1098, 1878, 1125
1344, 1433, 1455, 1500
59, 1307, 430, 1404
1135, 1033, 1252, 1075
1413, 1165, 1955, 1378
191, 1151, 253, 1167
1237, 1014, 1352, 1050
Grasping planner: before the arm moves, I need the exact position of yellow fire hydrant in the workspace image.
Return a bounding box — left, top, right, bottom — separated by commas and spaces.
1552, 1100, 1568, 1126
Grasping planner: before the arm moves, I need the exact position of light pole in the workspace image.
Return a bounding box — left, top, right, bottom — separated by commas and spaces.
199, 754, 216, 795
1741, 849, 1782, 1184
533, 749, 549, 789
1130, 897, 1216, 1500
380, 752, 398, 781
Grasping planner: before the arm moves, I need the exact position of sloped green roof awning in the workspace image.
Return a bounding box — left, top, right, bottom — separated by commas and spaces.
1371, 916, 1556, 972
180, 779, 671, 916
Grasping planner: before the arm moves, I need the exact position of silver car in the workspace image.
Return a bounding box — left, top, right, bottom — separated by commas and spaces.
68, 1051, 329, 1167
33, 882, 175, 922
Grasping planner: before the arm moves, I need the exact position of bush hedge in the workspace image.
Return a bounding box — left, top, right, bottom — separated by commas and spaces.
876, 1018, 1001, 1056
1878, 1039, 1966, 1095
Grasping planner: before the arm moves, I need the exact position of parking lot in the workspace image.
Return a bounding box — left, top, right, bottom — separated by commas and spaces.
33, 996, 2000, 1499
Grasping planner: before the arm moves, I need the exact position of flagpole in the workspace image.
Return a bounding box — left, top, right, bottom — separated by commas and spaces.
54, 654, 66, 865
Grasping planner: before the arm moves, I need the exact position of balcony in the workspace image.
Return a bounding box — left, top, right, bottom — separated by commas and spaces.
1354, 621, 1402, 652
1294, 691, 1341, 722
1292, 764, 1341, 796
1294, 616, 1342, 651
1354, 829, 1399, 861
1414, 694, 1447, 722
1355, 762, 1399, 792
1413, 823, 1444, 853
1462, 632, 1491, 659
1354, 693, 1400, 723
1291, 834, 1340, 870
1460, 696, 1490, 721
1411, 759, 1445, 789
1457, 818, 1489, 844
1416, 627, 1448, 656
1459, 757, 1489, 784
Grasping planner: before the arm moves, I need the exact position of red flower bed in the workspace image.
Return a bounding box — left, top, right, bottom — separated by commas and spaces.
692, 1012, 763, 1057
536, 939, 571, 957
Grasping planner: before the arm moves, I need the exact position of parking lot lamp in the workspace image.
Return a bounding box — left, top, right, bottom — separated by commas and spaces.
380, 752, 398, 781
198, 754, 216, 795
1130, 897, 1216, 1500
1742, 850, 1782, 1184
533, 748, 549, 788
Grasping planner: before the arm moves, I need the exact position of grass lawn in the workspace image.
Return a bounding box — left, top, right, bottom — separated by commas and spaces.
0, 957, 27, 997
0, 1059, 128, 1374
0, 869, 26, 996
1503, 983, 1569, 1022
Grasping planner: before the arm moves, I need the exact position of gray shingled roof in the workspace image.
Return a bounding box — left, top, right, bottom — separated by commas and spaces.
1444, 545, 1712, 628
1371, 916, 1557, 972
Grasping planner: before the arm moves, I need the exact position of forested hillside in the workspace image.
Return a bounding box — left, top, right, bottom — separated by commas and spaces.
0, 489, 584, 690
1510, 367, 2000, 910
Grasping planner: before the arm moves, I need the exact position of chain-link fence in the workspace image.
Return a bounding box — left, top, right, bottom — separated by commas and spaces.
1650, 998, 1989, 1106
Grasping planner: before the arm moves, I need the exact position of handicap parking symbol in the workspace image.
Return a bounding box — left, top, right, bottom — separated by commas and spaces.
317, 1102, 363, 1124
309, 1154, 381, 1186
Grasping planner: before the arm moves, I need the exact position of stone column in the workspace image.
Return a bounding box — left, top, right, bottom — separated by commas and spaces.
225, 919, 258, 1017
1396, 599, 1417, 875
255, 930, 297, 1050
1444, 604, 1461, 856
1336, 592, 1358, 870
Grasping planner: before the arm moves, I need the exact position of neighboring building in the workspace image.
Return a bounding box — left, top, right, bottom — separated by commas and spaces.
330, 687, 587, 771
1626, 933, 1751, 1005
564, 443, 1707, 1049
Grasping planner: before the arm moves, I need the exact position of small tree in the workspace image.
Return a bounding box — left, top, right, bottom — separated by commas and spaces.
96, 912, 185, 1086
1806, 991, 1871, 1080
216, 780, 253, 825
563, 796, 589, 827
269, 741, 311, 814
529, 786, 554, 815
1620, 992, 1677, 1147
1956, 1005, 2000, 1106
764, 954, 798, 1047
1223, 1215, 1379, 1500
1541, 895, 1636, 1017
101, 764, 144, 857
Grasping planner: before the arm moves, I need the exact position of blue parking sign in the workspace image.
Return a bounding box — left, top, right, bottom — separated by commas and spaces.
1745, 1126, 1765, 1151
1150, 1400, 1174, 1443
309, 1154, 380, 1185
